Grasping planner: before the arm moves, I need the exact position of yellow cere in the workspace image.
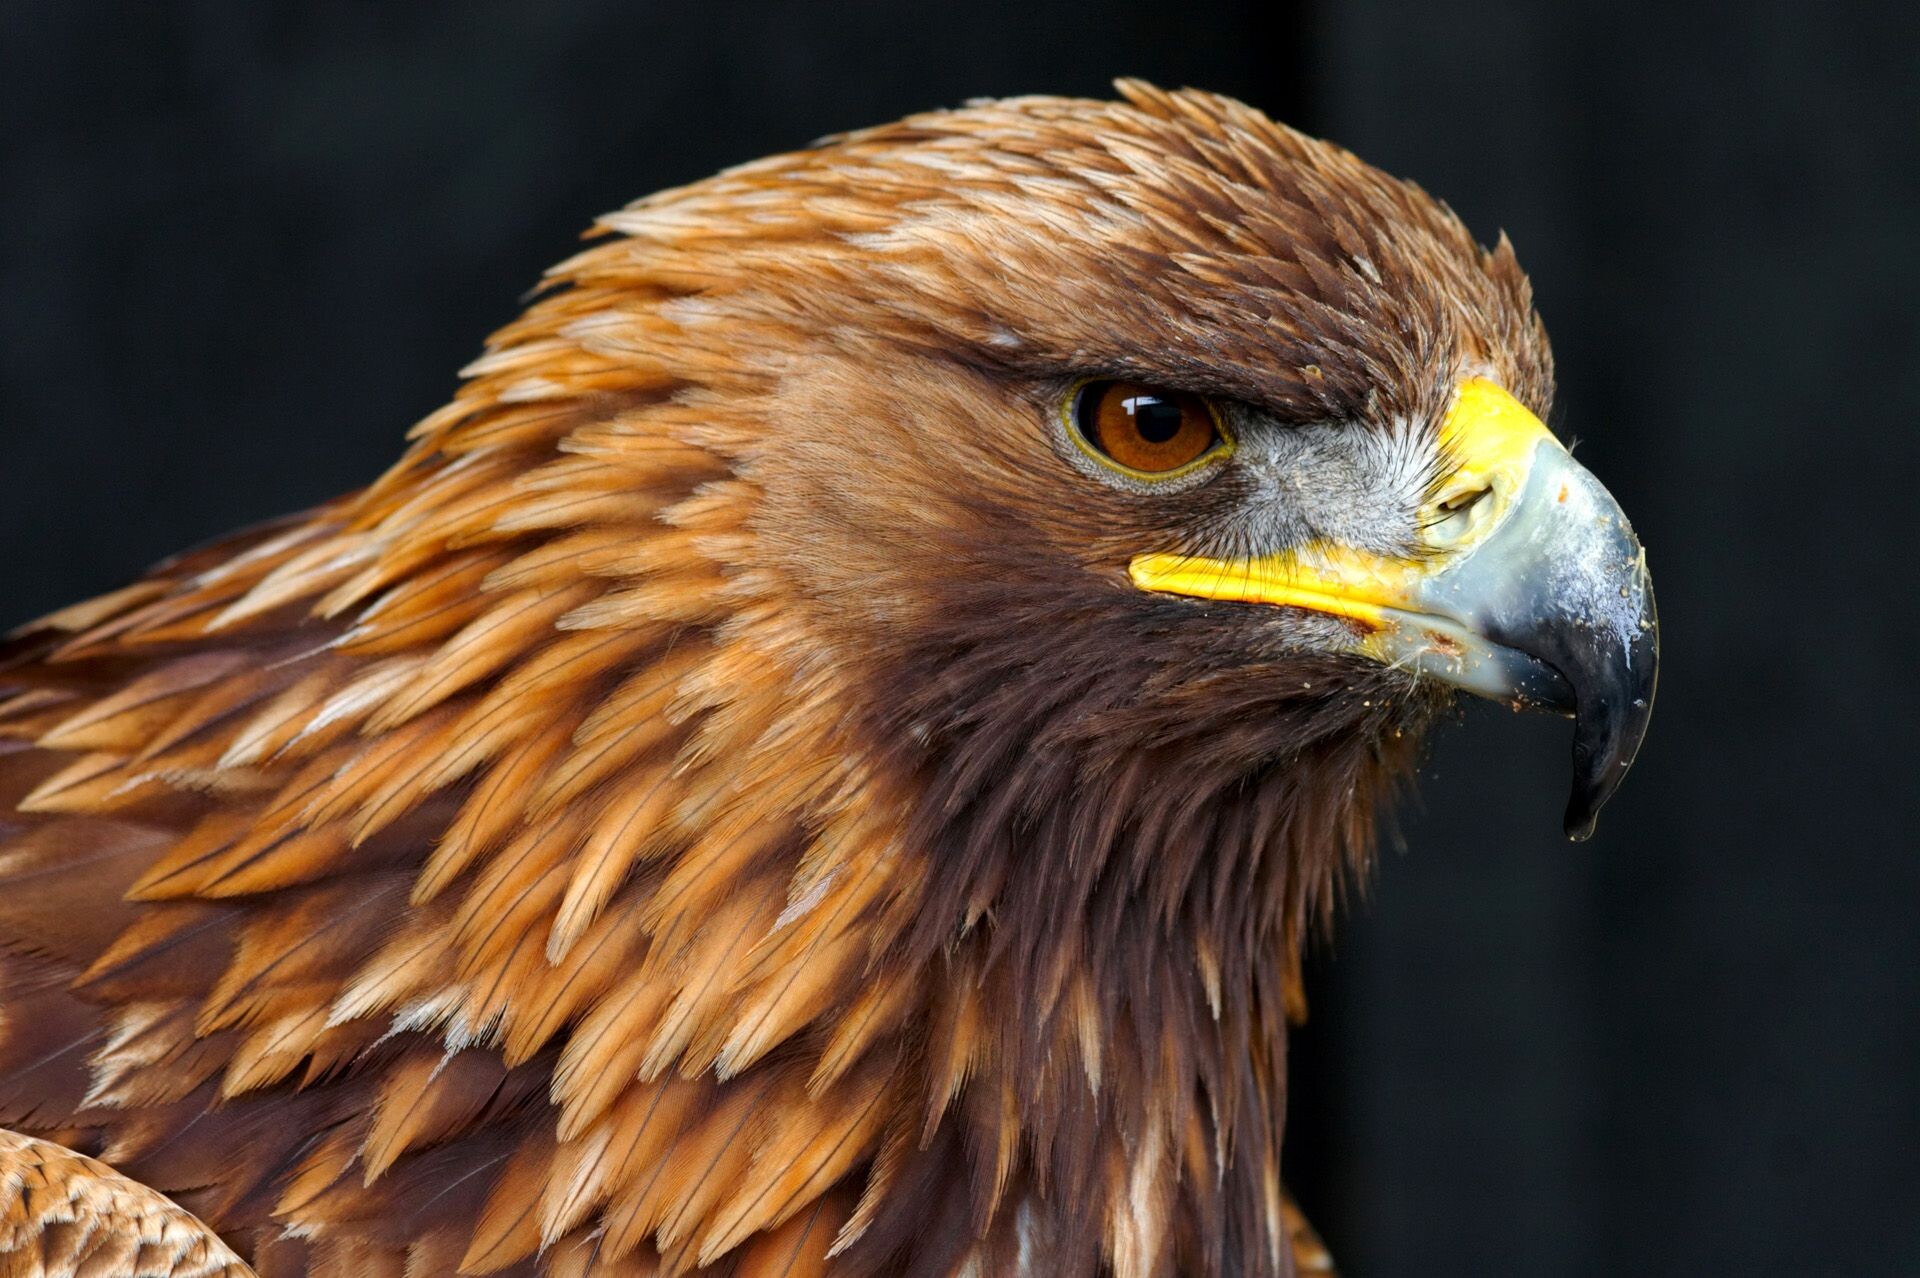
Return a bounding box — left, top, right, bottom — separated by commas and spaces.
1432, 377, 1559, 523
1127, 378, 1559, 619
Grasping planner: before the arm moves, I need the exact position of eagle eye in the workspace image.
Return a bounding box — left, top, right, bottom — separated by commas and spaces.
1068, 380, 1229, 479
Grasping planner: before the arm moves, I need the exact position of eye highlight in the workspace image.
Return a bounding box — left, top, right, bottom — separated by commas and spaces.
1067, 380, 1229, 479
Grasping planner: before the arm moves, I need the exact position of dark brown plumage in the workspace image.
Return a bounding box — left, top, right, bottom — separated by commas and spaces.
0, 82, 1653, 1277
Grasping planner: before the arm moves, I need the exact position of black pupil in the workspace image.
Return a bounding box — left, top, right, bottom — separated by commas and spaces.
1124, 394, 1185, 444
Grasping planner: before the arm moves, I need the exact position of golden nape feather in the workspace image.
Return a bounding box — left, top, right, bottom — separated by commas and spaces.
0, 82, 1656, 1277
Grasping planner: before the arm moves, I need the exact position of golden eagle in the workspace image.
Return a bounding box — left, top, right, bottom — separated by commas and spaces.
0, 83, 1655, 1277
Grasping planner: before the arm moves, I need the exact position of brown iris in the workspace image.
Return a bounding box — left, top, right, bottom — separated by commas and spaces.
1072, 380, 1225, 476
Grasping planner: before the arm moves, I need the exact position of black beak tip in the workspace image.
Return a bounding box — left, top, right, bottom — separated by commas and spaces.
1560, 731, 1639, 841
1558, 629, 1658, 842
1563, 803, 1601, 843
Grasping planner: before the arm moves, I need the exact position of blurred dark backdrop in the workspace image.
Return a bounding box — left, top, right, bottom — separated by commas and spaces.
3, 3, 1915, 1274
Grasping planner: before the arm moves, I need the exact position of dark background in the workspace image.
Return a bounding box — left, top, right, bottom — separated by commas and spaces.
3, 3, 1915, 1274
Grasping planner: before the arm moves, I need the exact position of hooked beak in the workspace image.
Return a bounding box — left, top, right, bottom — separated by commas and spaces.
1129, 379, 1658, 840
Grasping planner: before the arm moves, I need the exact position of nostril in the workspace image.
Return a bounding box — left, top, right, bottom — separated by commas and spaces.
1439, 484, 1492, 515
1428, 483, 1496, 545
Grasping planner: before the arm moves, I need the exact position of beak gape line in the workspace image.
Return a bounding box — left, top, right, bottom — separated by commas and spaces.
1130, 379, 1659, 839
